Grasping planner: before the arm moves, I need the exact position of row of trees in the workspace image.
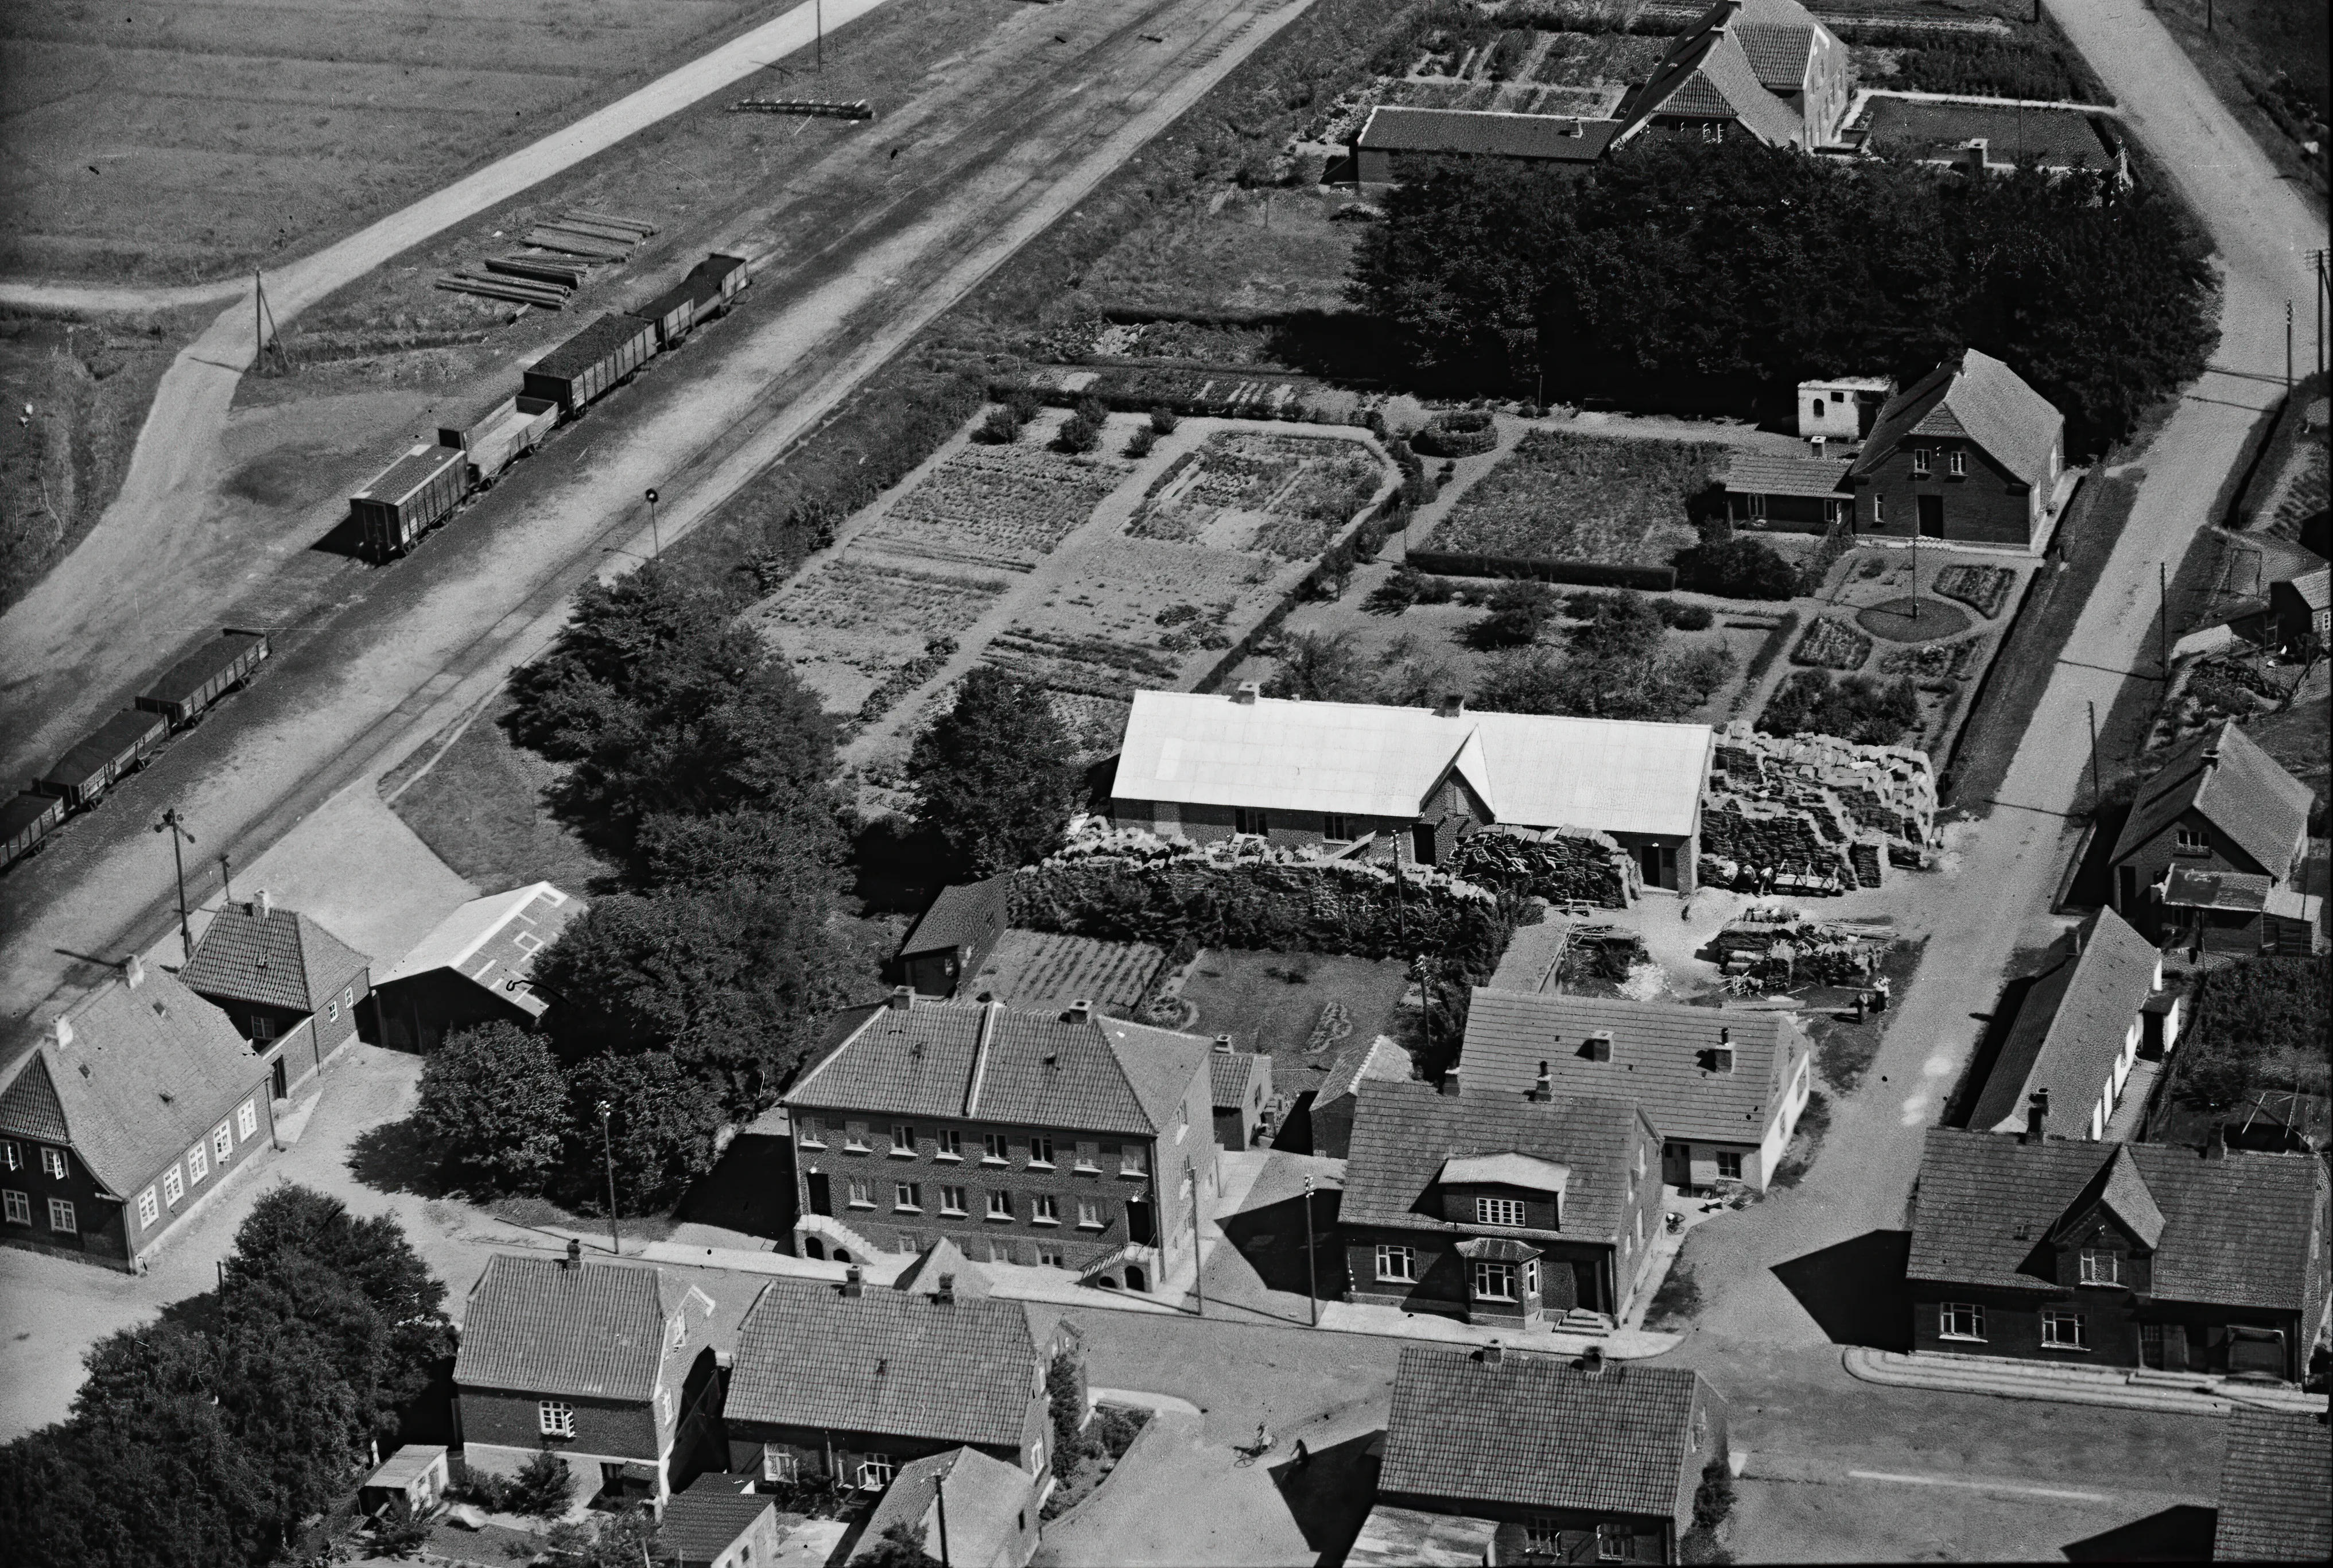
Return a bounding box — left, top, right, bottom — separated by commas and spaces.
1350, 138, 2218, 453
0, 1189, 453, 1568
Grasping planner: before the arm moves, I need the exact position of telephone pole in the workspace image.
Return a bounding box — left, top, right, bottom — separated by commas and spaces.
2159, 562, 2169, 675
1302, 1174, 1319, 1327
597, 1100, 622, 1256
154, 809, 196, 962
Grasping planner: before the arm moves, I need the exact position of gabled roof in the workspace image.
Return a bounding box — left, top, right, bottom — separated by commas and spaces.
178, 898, 371, 1015
1341, 1081, 1643, 1243
2214, 1410, 2332, 1562
2110, 719, 2313, 880
1722, 451, 1853, 500
661, 1484, 777, 1562
786, 998, 1209, 1139
453, 1255, 694, 1404
1907, 1128, 2328, 1311
1381, 1345, 1717, 1521
0, 968, 265, 1196
1354, 106, 1619, 164
1317, 1035, 1411, 1107
1614, 3, 1804, 149
727, 1275, 1038, 1450
2280, 564, 2330, 611
376, 882, 583, 1016
1115, 689, 1714, 840
1849, 349, 2063, 491
892, 1237, 993, 1300
1209, 1047, 1268, 1109
898, 874, 1012, 960
2059, 1144, 2165, 1249
851, 1447, 1031, 1568
1966, 909, 2162, 1134
1734, 22, 1815, 90
1459, 991, 1804, 1144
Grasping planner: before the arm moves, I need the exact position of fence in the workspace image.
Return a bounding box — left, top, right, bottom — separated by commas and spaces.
1404, 549, 1676, 591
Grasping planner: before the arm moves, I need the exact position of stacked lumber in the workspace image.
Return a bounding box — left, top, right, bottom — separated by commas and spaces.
434, 211, 655, 310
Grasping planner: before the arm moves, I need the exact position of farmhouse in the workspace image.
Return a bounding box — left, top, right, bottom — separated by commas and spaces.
1612, 0, 1851, 152
896, 874, 1012, 999
1905, 1126, 2328, 1382
1111, 687, 1715, 892
1458, 991, 1815, 1191
1846, 350, 2070, 552
2107, 720, 2314, 943
177, 890, 371, 1103
372, 880, 584, 1051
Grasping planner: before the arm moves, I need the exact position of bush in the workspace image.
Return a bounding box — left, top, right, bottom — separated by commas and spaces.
1653, 597, 1714, 630
1681, 1458, 1738, 1564
1054, 412, 1103, 453
1006, 389, 1043, 424
1126, 427, 1157, 459
975, 407, 1020, 445
1673, 537, 1800, 600
1757, 668, 1919, 746
1048, 1350, 1094, 1481
1468, 579, 1560, 647
1149, 405, 1179, 434
1092, 1404, 1151, 1460
509, 1450, 573, 1519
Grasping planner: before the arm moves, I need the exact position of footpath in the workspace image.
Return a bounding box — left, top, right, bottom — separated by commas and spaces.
1844, 1346, 2331, 1419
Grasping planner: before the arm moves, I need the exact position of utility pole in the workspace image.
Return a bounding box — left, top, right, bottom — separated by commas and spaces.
154, 809, 196, 962
2086, 699, 2100, 799
1302, 1174, 1318, 1327
597, 1100, 622, 1256
2159, 562, 2169, 675
218, 852, 233, 907
816, 0, 824, 69
934, 1472, 952, 1567
2312, 249, 2328, 377
645, 487, 661, 557
1188, 1162, 1205, 1319
2286, 300, 2295, 392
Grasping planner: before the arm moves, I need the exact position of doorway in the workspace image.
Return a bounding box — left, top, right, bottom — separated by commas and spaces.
1411, 824, 1438, 866
1126, 1197, 1154, 1245
1662, 1142, 1691, 1187
270, 1057, 288, 1101
1917, 495, 1944, 538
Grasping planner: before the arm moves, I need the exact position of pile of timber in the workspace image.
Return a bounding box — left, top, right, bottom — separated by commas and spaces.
728, 97, 876, 119
437, 211, 658, 308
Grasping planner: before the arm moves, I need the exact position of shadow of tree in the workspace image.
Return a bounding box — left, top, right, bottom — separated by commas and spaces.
2061, 1504, 2218, 1562
1267, 1430, 1383, 1559
1220, 1189, 1348, 1298
346, 1117, 459, 1200
674, 1129, 797, 1240
1769, 1229, 1912, 1351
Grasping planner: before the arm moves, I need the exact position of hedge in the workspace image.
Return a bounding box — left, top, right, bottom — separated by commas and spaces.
1406, 549, 1676, 591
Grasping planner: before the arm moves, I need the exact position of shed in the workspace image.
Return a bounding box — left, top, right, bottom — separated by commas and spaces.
374, 882, 585, 1050
359, 1445, 449, 1519
1796, 376, 1895, 441
898, 875, 1013, 999
1721, 451, 1853, 533
662, 1476, 782, 1568
1209, 1041, 1274, 1151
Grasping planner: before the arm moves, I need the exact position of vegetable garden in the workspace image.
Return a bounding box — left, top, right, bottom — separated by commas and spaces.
1424, 429, 1725, 566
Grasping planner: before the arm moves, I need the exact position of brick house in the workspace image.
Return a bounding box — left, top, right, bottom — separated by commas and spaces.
1611, 0, 1851, 152
2212, 1410, 2331, 1562
1846, 350, 2068, 552
1209, 1039, 1274, 1152
373, 882, 584, 1051
1719, 450, 1854, 534
1906, 1126, 2329, 1382
1340, 1080, 1664, 1327
783, 992, 1219, 1294
1309, 1035, 1411, 1160
1965, 909, 2181, 1143
661, 1475, 786, 1568
2108, 720, 2315, 943
896, 875, 1012, 1000
848, 1446, 1042, 1568
0, 958, 275, 1271
178, 891, 371, 1103
721, 1265, 1063, 1495
1352, 1344, 1729, 1567
2269, 564, 2329, 646
1457, 991, 1814, 1193
1112, 686, 1714, 891
452, 1252, 726, 1509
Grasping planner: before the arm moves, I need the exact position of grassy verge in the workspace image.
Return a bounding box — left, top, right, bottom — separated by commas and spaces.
1643, 1255, 1702, 1331
1767, 1089, 1831, 1190
379, 694, 618, 895
2146, 0, 2328, 198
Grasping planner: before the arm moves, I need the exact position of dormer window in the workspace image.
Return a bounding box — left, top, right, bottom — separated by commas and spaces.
2174, 825, 2207, 854
2078, 1249, 2120, 1286
1476, 1197, 1527, 1228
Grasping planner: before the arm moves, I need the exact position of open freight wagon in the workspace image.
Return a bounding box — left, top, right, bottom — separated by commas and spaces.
38, 708, 170, 809
2, 792, 66, 871
522, 312, 658, 415
135, 630, 271, 727
438, 395, 560, 488
352, 443, 471, 561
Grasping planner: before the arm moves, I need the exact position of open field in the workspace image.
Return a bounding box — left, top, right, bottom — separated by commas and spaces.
1078, 183, 1365, 317
376, 692, 616, 896
1423, 429, 1728, 565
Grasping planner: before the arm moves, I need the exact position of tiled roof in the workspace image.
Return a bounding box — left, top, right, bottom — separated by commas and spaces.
1966, 908, 2161, 1134
1861, 98, 2118, 172
727, 1275, 1038, 1450
179, 899, 371, 1015
2282, 564, 2330, 611
892, 1237, 993, 1299
1851, 350, 2063, 492
1116, 689, 1714, 839
1381, 1344, 1715, 1520
1348, 1504, 1499, 1568
1459, 990, 1804, 1145
453, 1255, 679, 1403
0, 969, 266, 1196
785, 999, 1209, 1139
1722, 451, 1852, 500
1618, 17, 1803, 148
899, 874, 1012, 959
1907, 1128, 2328, 1311
2161, 867, 2273, 913
2110, 720, 2313, 880
661, 1486, 776, 1561
1341, 1080, 1641, 1243
2086, 1145, 2165, 1248
851, 1447, 1031, 1567
1735, 22, 1814, 88
1317, 1035, 1410, 1107
1209, 1049, 1267, 1109
2214, 1410, 2332, 1562
1355, 106, 1618, 162
376, 883, 584, 1016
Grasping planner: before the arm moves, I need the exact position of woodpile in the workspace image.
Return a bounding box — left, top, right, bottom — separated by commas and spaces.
436, 211, 658, 309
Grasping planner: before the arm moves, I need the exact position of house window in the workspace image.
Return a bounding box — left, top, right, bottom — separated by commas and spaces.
1745, 492, 1767, 519
1029, 1136, 1055, 1169
163, 1165, 184, 1205
1597, 1523, 1629, 1561
987, 1191, 1013, 1221
1031, 1195, 1060, 1225
212, 1123, 232, 1164
539, 1400, 574, 1438
1939, 1302, 1985, 1341
658, 1390, 673, 1423
1715, 1151, 1743, 1181
1948, 449, 1966, 476
843, 1122, 869, 1151
1036, 1244, 1066, 1268
1233, 807, 1269, 837
48, 1200, 76, 1235
138, 1187, 159, 1228
1911, 448, 1931, 476
344, 987, 355, 1011
1177, 1102, 1189, 1143
760, 1447, 798, 1484
1323, 814, 1359, 841
847, 1181, 875, 1209
1077, 1201, 1103, 1229
1523, 1519, 1560, 1557
1, 1140, 17, 1170
1472, 1260, 1517, 1301
1523, 1259, 1540, 1297
797, 1116, 827, 1148
2041, 1308, 2087, 1350
890, 1124, 917, 1156
1376, 1244, 1416, 1282
894, 1183, 922, 1212
857, 1456, 894, 1491
940, 1186, 968, 1216
1, 1191, 28, 1225
251, 1016, 278, 1042
187, 1142, 208, 1184
238, 1100, 258, 1140
1074, 1142, 1100, 1172
328, 1000, 340, 1024
1691, 1408, 1709, 1452
983, 1134, 1010, 1165
1120, 1144, 1148, 1176
1476, 1197, 1527, 1228
935, 1130, 962, 1161
2174, 826, 2208, 854
39, 1147, 67, 1181
2079, 1250, 2120, 1286
1872, 494, 1885, 525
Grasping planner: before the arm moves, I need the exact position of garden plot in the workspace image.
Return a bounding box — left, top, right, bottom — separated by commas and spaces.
754, 559, 1008, 712
863, 444, 1131, 572
1424, 430, 1728, 565
984, 538, 1274, 700
968, 931, 1165, 1014
1131, 432, 1383, 559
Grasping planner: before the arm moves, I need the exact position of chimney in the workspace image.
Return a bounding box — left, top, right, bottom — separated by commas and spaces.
2068, 925, 2083, 957
123, 953, 145, 990
1435, 693, 1466, 719
1585, 1030, 1613, 1064
1809, 434, 1827, 458
2204, 1121, 2228, 1160
1481, 1341, 1503, 1365
889, 984, 916, 1011
2202, 746, 2222, 771
842, 1265, 864, 1298
562, 1237, 582, 1270
1213, 1034, 1234, 1054
1440, 1065, 1462, 1097
255, 888, 272, 918
1528, 1060, 1552, 1103
1233, 681, 1262, 705
2023, 1089, 2050, 1145
1563, 118, 1583, 138
1711, 1027, 1734, 1075
51, 1015, 73, 1050
1065, 999, 1094, 1024
934, 1272, 956, 1306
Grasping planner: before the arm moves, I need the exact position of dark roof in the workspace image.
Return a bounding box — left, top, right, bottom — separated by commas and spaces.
1317, 1035, 1409, 1107
2214, 1410, 2332, 1562
898, 875, 1013, 959
1862, 98, 2118, 172
660, 1487, 776, 1561
1381, 1345, 1716, 1521
179, 899, 370, 1015
727, 1275, 1037, 1450
1341, 1080, 1643, 1244
1735, 21, 1815, 88
1850, 350, 2063, 492
1460, 991, 1805, 1144
0, 969, 266, 1196
1616, 5, 1803, 148
2279, 564, 2330, 611
1722, 451, 1851, 500
1907, 1128, 2328, 1311
531, 312, 657, 379
1966, 909, 2161, 1135
1209, 1048, 1267, 1109
2161, 866, 2274, 913
785, 998, 1210, 1139
2110, 719, 2313, 879
1355, 106, 1617, 163
453, 1255, 676, 1403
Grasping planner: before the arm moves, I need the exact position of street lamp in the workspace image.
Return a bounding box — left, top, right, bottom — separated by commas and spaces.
597, 1100, 621, 1257
1301, 1173, 1319, 1327
645, 487, 660, 557
153, 809, 196, 962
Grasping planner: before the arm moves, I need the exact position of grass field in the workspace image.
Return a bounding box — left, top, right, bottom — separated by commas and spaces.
2152, 0, 2328, 193
1424, 429, 1727, 565
1078, 184, 1363, 317
378, 693, 617, 895
1177, 948, 1413, 1099
0, 0, 802, 282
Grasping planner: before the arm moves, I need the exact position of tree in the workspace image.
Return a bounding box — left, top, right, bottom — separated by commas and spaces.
561, 1052, 725, 1215
1047, 1348, 1094, 1481
413, 1023, 570, 1193
1672, 538, 1800, 600
906, 669, 1082, 878
855, 1522, 944, 1568
1565, 591, 1666, 663
542, 1503, 661, 1565
1466, 580, 1559, 649
1264, 630, 1375, 702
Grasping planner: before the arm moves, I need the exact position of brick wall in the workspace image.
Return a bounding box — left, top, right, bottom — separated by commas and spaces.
1907, 1284, 2308, 1381
460, 1385, 661, 1466
1854, 441, 2039, 549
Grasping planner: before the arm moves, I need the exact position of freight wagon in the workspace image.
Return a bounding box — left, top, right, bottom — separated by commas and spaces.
691, 252, 750, 309
135, 630, 271, 727
632, 281, 701, 350
38, 708, 170, 809
521, 312, 658, 415
352, 443, 471, 561
632, 253, 752, 349
2, 792, 65, 871
438, 395, 560, 488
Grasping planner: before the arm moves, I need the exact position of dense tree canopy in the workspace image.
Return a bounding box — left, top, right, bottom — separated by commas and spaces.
906, 668, 1083, 878
413, 1021, 570, 1193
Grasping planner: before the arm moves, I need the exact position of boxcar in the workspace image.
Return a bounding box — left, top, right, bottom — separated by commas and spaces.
521, 313, 658, 414
2, 792, 65, 870
135, 630, 271, 727
690, 252, 751, 311
39, 708, 170, 809
352, 443, 471, 560
438, 395, 559, 487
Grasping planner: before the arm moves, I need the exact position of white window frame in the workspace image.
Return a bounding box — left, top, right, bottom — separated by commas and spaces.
163, 1165, 184, 1205
940, 1186, 967, 1217
328, 999, 340, 1024
846, 1180, 875, 1210
890, 1124, 917, 1157
894, 1182, 922, 1213
1715, 1151, 1744, 1182
1, 1140, 18, 1171
760, 1446, 798, 1485
137, 1187, 160, 1228
1029, 1136, 1055, 1169
1074, 1142, 1100, 1173
982, 1134, 1010, 1165
212, 1123, 232, 1164
857, 1455, 894, 1491
1472, 1260, 1516, 1301
1947, 448, 1967, 476
2040, 1307, 2087, 1350
47, 1198, 76, 1235
1911, 447, 1931, 476
2079, 1249, 2120, 1286
186, 1142, 208, 1185
1523, 1519, 1560, 1556
1035, 1243, 1065, 1268
797, 1116, 827, 1148
1030, 1195, 1060, 1226
1475, 1196, 1526, 1228
843, 1121, 869, 1152
987, 1191, 1013, 1221
39, 1147, 67, 1181
238, 1100, 258, 1140
1939, 1302, 1985, 1342
935, 1130, 962, 1161
2174, 825, 2208, 853
1119, 1144, 1149, 1177
1597, 1523, 1629, 1561
1077, 1200, 1103, 1229
539, 1400, 575, 1438
1, 1190, 29, 1226
1873, 494, 1885, 525
1376, 1244, 1416, 1282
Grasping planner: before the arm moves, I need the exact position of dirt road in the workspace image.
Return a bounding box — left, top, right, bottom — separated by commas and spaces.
1671, 2, 2324, 1350
0, 0, 1316, 1027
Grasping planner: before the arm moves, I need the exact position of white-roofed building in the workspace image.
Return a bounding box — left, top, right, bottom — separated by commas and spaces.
1110, 687, 1717, 891
374, 882, 584, 1050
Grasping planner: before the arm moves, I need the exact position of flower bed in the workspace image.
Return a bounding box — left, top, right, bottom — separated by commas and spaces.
1412, 409, 1499, 458
1876, 638, 1983, 680
1855, 596, 1972, 644
1132, 432, 1383, 558
1790, 616, 1873, 670
1426, 429, 1725, 566
1931, 564, 2016, 618
1757, 669, 1921, 747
